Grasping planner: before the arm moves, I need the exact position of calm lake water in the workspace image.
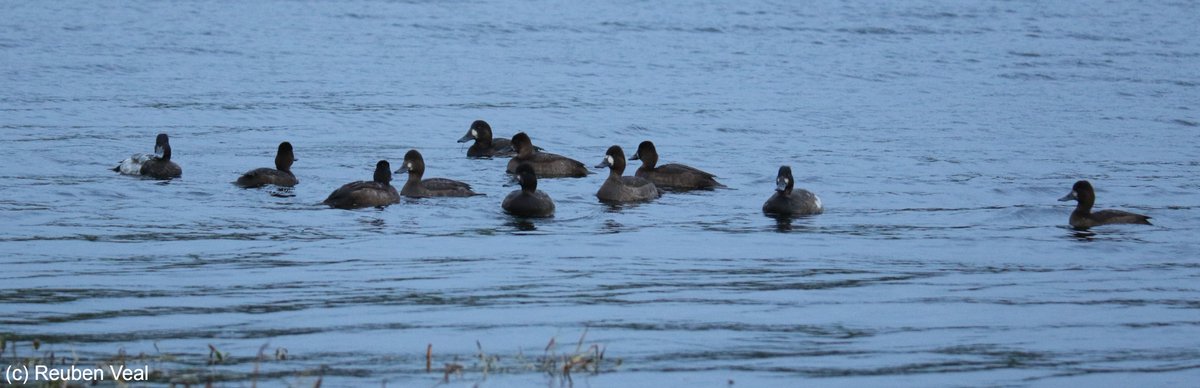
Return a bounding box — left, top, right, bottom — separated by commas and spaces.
2, 0, 1199, 386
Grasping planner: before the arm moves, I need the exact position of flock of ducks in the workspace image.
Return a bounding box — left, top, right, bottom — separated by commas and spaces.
113, 120, 1153, 229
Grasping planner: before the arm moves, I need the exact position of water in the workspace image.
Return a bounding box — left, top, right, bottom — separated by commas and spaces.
2, 0, 1199, 386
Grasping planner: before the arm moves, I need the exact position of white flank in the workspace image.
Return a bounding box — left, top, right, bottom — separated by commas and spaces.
117, 153, 154, 175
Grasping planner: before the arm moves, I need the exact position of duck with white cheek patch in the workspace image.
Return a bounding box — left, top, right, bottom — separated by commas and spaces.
458, 120, 523, 158
762, 166, 823, 216
396, 149, 481, 198
595, 145, 661, 203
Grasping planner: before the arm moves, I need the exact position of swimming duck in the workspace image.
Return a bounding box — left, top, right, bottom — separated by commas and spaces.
595, 145, 661, 203
113, 133, 182, 180
458, 120, 522, 158
506, 132, 588, 178
1058, 180, 1151, 228
762, 166, 823, 216
323, 160, 400, 209
395, 149, 481, 198
502, 163, 555, 217
236, 141, 298, 188
630, 140, 723, 190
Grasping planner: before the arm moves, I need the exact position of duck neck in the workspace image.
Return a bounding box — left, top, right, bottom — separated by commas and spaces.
1075, 193, 1094, 215
642, 153, 657, 170
374, 171, 391, 186
517, 144, 534, 159
404, 170, 423, 190
608, 159, 626, 178
476, 131, 492, 147
275, 156, 291, 173
521, 178, 537, 194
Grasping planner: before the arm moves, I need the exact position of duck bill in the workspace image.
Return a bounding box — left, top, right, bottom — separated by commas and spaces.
1058, 191, 1077, 202
394, 166, 410, 174
775, 178, 788, 192
154, 145, 165, 157
457, 133, 474, 143
594, 160, 612, 169
629, 152, 641, 161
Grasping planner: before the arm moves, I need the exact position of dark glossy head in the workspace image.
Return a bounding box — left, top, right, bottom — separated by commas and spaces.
595, 145, 627, 174
1059, 180, 1095, 208
154, 133, 172, 160
275, 142, 296, 172
373, 160, 392, 184
775, 165, 794, 193
514, 163, 538, 192
629, 140, 658, 168
511, 132, 534, 157
459, 120, 493, 143
395, 149, 426, 177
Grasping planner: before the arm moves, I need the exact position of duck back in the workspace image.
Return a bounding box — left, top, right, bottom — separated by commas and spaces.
324, 181, 399, 209
597, 175, 661, 203
636, 163, 722, 190
503, 190, 555, 217
237, 168, 297, 188
507, 152, 588, 178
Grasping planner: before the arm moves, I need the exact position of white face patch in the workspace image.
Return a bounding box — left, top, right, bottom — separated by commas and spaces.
154, 145, 164, 156
470, 129, 477, 137
606, 155, 614, 165
406, 162, 413, 170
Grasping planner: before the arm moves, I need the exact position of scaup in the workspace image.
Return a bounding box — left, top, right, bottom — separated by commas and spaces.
396, 149, 481, 198
323, 160, 400, 209
762, 166, 823, 216
458, 120, 520, 158
1058, 180, 1151, 228
236, 141, 298, 188
629, 140, 723, 190
502, 163, 555, 217
113, 133, 182, 180
505, 132, 588, 178
595, 145, 661, 203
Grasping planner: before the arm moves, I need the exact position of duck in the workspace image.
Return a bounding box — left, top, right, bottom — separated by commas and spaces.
762, 166, 823, 216
506, 132, 588, 178
629, 140, 723, 190
395, 149, 481, 198
322, 160, 400, 209
458, 120, 523, 158
595, 145, 661, 203
235, 142, 298, 188
113, 133, 182, 180
502, 163, 555, 217
1058, 180, 1151, 228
